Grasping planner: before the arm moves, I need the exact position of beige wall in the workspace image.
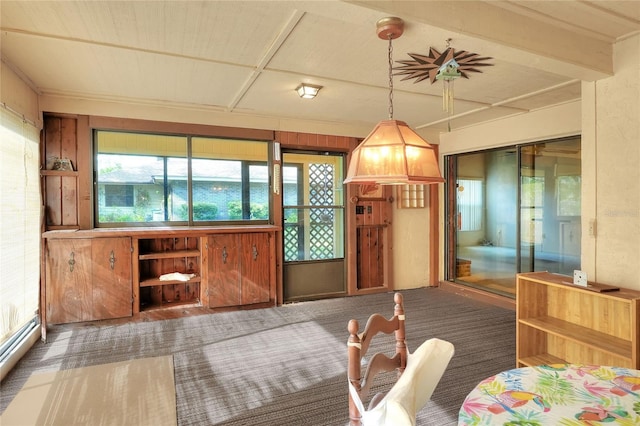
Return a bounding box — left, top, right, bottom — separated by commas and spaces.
7, 32, 639, 292
1, 62, 41, 127
433, 33, 640, 291
583, 34, 640, 289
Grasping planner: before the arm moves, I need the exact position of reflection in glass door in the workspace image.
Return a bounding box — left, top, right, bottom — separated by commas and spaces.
454, 149, 519, 297
447, 137, 581, 298
520, 141, 581, 274
282, 152, 345, 301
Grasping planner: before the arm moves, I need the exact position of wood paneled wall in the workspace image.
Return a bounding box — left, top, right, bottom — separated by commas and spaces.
275, 131, 357, 151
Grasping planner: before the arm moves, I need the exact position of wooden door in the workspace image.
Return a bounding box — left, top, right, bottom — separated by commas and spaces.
46, 239, 92, 324
356, 226, 385, 289
354, 194, 393, 291
208, 234, 241, 307
240, 233, 270, 305
91, 238, 132, 320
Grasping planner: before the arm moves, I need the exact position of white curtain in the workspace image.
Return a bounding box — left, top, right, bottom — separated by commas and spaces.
0, 106, 41, 347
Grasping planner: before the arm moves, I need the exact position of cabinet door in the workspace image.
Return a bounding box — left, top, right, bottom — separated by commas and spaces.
46, 239, 92, 324
91, 238, 132, 320
240, 233, 270, 305
208, 234, 241, 307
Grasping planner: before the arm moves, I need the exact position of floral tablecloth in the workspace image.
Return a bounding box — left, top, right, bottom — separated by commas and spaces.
458, 364, 640, 425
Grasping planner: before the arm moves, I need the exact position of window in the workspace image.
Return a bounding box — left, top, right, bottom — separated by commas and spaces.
95, 131, 269, 226
1, 106, 40, 358
557, 175, 581, 216
457, 179, 483, 231
104, 185, 134, 207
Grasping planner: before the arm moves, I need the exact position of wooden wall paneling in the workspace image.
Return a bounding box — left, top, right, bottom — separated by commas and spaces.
76, 115, 92, 229
60, 118, 77, 168
58, 117, 78, 227
89, 115, 274, 142
132, 238, 140, 314
45, 176, 62, 226
200, 236, 209, 305
61, 175, 77, 226
44, 117, 62, 227
43, 115, 80, 229
44, 117, 61, 167
356, 226, 385, 289
275, 131, 353, 151
427, 141, 441, 286
160, 238, 175, 304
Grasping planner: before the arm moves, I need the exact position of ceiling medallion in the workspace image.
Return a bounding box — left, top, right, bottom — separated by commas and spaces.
394, 40, 493, 129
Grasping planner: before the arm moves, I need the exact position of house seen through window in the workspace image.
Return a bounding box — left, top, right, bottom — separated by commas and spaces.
95, 131, 270, 226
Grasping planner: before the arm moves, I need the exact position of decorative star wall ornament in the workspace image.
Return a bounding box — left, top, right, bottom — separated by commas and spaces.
394, 40, 493, 129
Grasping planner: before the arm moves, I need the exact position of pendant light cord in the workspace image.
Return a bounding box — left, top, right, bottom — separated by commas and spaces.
387, 36, 394, 120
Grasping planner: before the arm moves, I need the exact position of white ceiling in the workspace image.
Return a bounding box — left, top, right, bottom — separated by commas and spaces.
1, 1, 639, 134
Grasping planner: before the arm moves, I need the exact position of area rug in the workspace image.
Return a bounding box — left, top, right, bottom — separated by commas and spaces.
0, 355, 176, 426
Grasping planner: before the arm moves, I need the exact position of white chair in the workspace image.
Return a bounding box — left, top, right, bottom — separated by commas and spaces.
347, 293, 454, 425
349, 338, 455, 425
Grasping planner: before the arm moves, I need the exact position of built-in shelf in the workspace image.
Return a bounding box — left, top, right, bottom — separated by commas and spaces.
40, 170, 79, 177
139, 277, 201, 287
136, 237, 201, 311
138, 249, 200, 260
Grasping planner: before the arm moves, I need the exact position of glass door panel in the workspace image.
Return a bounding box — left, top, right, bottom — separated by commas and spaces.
282, 152, 346, 301
454, 149, 518, 297
520, 140, 581, 275
448, 137, 581, 299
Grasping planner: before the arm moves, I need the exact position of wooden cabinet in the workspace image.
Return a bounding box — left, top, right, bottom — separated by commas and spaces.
516, 271, 640, 369
206, 232, 271, 308
43, 226, 276, 325
135, 237, 201, 311
46, 237, 132, 324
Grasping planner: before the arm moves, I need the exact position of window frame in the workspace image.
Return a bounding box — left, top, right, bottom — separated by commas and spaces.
93, 129, 273, 227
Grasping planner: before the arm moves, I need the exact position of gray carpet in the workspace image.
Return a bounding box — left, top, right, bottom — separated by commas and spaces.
0, 288, 516, 425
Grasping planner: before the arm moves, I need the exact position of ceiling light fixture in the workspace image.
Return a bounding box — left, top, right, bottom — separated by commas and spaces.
395, 39, 493, 131
344, 17, 444, 186
296, 83, 322, 99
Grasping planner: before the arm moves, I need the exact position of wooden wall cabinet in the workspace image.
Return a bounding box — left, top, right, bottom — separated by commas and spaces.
516, 271, 640, 369
134, 236, 201, 312
46, 237, 132, 324
206, 232, 272, 308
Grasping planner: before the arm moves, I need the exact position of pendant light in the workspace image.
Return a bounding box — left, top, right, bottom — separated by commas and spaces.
344, 17, 444, 185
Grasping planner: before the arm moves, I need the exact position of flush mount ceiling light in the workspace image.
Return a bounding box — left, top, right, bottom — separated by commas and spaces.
344, 17, 444, 186
296, 83, 322, 99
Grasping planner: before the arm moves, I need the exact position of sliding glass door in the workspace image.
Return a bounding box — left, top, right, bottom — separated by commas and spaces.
446, 137, 581, 298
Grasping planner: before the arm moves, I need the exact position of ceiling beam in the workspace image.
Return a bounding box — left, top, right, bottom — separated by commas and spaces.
347, 0, 613, 81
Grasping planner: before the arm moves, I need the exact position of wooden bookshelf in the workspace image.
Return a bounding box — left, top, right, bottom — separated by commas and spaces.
516, 271, 640, 368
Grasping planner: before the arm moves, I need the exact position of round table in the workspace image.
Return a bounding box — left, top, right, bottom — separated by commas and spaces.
458, 364, 640, 425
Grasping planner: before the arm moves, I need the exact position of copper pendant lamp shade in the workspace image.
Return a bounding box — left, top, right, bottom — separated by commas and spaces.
344, 17, 444, 186
344, 119, 444, 185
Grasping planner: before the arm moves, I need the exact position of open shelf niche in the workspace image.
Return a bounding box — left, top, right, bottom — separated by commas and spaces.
136, 236, 202, 311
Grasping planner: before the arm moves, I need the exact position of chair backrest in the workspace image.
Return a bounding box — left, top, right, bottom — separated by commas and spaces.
347, 293, 455, 426
347, 292, 407, 426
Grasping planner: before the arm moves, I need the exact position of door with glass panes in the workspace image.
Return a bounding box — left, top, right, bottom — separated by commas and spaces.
282, 152, 345, 301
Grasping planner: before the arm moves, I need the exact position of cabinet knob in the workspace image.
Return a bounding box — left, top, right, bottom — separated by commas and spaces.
68, 252, 75, 272
252, 244, 258, 261
109, 250, 115, 270
222, 246, 228, 264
